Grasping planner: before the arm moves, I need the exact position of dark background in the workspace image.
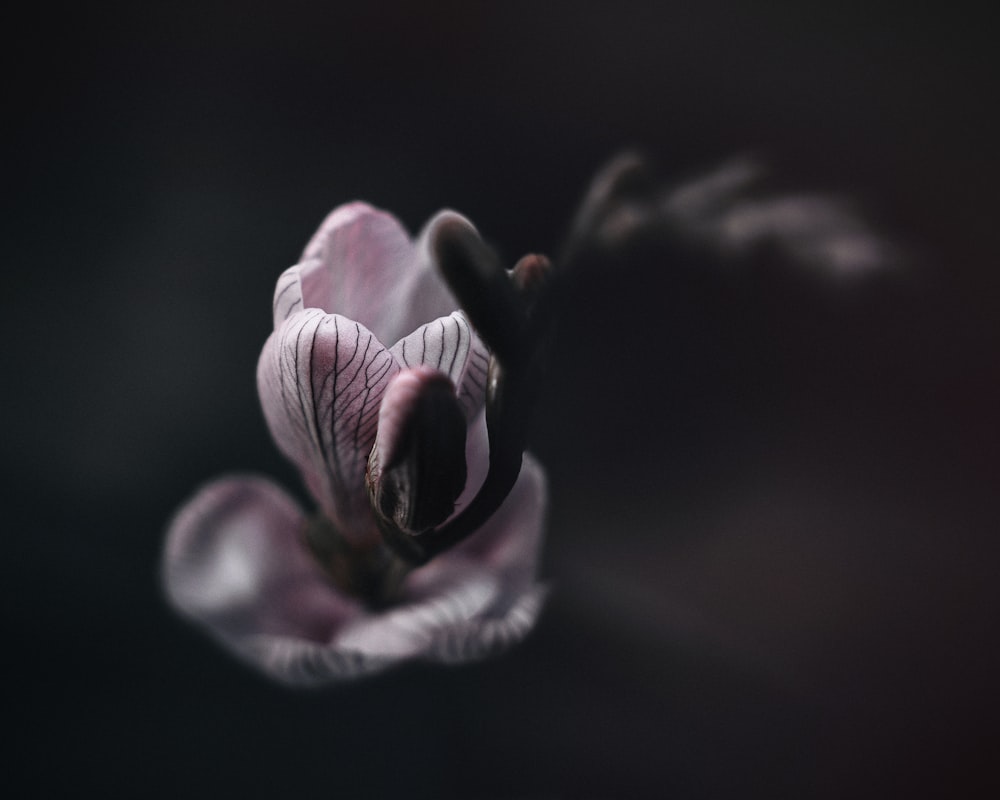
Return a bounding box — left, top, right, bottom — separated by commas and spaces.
5, 2, 998, 797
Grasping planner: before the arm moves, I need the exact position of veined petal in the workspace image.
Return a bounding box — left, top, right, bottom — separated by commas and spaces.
237, 634, 396, 687
272, 264, 304, 327
390, 310, 490, 421
232, 567, 501, 686
163, 476, 360, 646
257, 309, 400, 542
422, 584, 548, 664
335, 566, 500, 658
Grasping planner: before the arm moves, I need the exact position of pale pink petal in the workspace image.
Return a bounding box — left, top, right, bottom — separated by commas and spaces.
271, 264, 304, 327
232, 566, 503, 686
422, 585, 548, 664
389, 310, 490, 420
392, 210, 480, 339
334, 566, 500, 658
295, 202, 415, 341
163, 476, 360, 646
236, 634, 396, 687
257, 308, 400, 543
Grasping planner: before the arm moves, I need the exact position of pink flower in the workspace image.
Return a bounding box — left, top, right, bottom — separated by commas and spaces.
163, 203, 548, 686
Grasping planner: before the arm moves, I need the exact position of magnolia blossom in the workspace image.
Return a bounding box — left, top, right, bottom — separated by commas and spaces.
164, 204, 547, 686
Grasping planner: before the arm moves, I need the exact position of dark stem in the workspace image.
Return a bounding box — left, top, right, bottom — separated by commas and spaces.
376, 219, 559, 566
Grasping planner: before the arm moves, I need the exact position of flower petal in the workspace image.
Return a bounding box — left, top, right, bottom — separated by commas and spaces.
231, 567, 501, 686
163, 473, 546, 685
271, 264, 305, 327
422, 584, 548, 664
334, 566, 501, 658
257, 309, 399, 542
287, 204, 483, 347
295, 202, 415, 339
163, 476, 360, 646
392, 210, 483, 341
390, 310, 490, 421
235, 634, 396, 687
417, 455, 549, 663
367, 367, 469, 534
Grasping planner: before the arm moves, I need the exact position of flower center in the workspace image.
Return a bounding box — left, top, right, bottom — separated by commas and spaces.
302, 514, 408, 608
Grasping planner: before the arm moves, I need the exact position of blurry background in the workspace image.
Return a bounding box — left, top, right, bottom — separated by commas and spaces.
5, 1, 998, 797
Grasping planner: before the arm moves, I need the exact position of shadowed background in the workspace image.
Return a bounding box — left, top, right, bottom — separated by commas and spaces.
5, 2, 998, 797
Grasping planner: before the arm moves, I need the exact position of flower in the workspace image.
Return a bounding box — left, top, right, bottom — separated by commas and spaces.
163, 203, 548, 686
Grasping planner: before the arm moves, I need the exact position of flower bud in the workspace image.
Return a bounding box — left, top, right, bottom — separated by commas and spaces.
510, 253, 552, 309
431, 215, 526, 364
366, 367, 468, 536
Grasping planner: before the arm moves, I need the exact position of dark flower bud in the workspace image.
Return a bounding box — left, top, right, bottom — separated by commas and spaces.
366, 367, 468, 536
510, 253, 553, 310
431, 215, 527, 365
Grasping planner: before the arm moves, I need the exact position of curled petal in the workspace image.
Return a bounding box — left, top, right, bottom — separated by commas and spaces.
335, 567, 500, 658
163, 476, 360, 647
423, 585, 548, 664
390, 310, 490, 420
232, 567, 503, 686
367, 367, 469, 534
238, 635, 394, 686
257, 309, 399, 543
